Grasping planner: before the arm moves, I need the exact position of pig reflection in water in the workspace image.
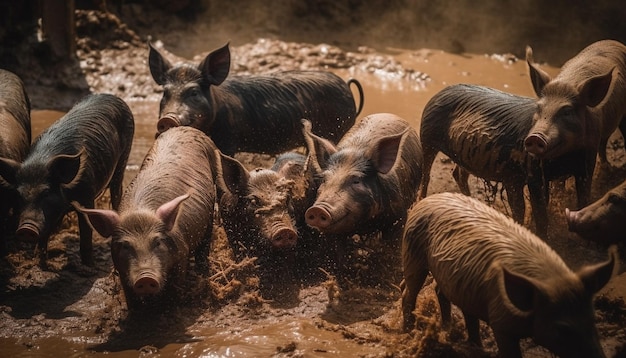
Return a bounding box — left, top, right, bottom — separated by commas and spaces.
77, 127, 218, 310
402, 192, 618, 358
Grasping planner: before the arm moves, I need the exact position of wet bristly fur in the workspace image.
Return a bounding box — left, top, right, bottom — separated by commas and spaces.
402, 192, 618, 358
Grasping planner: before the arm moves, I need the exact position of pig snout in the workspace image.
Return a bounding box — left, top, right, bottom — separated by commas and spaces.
16, 221, 41, 242
271, 227, 297, 249
133, 273, 161, 296
305, 205, 332, 230
156, 114, 181, 136
524, 133, 549, 156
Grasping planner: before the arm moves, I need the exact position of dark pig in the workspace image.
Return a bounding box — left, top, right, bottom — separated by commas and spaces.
76, 126, 217, 310
0, 94, 134, 267
525, 40, 626, 166
0, 69, 31, 252
303, 113, 423, 280
566, 178, 626, 245
419, 84, 590, 237
148, 42, 364, 155
402, 192, 618, 358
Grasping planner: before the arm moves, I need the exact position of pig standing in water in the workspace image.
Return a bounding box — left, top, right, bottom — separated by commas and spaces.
566, 178, 626, 245
0, 69, 31, 253
0, 94, 134, 267
402, 192, 618, 358
419, 84, 590, 237
148, 42, 364, 155
304, 113, 423, 281
77, 127, 217, 310
524, 41, 626, 215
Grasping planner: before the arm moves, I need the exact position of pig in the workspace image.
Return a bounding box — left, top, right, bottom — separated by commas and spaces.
0, 69, 31, 253
303, 113, 423, 281
566, 178, 626, 245
419, 84, 591, 237
0, 93, 134, 267
401, 192, 618, 358
76, 126, 217, 310
525, 40, 626, 166
148, 42, 364, 156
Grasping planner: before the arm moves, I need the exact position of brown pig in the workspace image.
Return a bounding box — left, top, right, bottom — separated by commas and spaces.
0, 69, 31, 253
303, 113, 423, 282
524, 40, 626, 211
402, 192, 618, 358
566, 178, 626, 245
76, 126, 217, 310
148, 42, 364, 156
0, 94, 133, 267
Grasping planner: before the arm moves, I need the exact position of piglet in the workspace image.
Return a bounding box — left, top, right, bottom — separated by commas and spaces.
402, 192, 618, 358
0, 94, 134, 267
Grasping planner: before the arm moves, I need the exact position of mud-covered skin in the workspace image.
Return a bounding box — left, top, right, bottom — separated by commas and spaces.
0, 94, 133, 267
77, 127, 217, 310
0, 69, 31, 253
148, 42, 364, 156
303, 113, 423, 282
402, 192, 618, 358
566, 179, 626, 245
419, 84, 592, 237
524, 41, 626, 215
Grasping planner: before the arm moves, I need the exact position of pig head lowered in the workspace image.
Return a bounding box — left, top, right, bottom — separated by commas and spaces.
566, 178, 626, 245
149, 42, 363, 156
77, 127, 218, 310
0, 69, 31, 252
0, 94, 133, 267
402, 192, 618, 358
419, 84, 588, 237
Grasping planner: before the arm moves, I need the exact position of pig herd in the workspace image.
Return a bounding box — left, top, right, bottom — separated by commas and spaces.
0, 39, 625, 357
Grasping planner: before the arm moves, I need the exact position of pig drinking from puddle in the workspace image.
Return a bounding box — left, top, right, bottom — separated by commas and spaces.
402, 192, 618, 358
0, 69, 31, 253
303, 113, 423, 283
149, 42, 364, 156
77, 127, 217, 310
0, 94, 134, 267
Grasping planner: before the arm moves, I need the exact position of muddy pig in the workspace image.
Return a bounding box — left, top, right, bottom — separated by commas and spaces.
419, 84, 592, 237
303, 113, 423, 282
148, 42, 364, 156
0, 94, 133, 267
76, 126, 217, 310
566, 178, 626, 245
0, 69, 31, 253
402, 192, 618, 358
525, 40, 626, 167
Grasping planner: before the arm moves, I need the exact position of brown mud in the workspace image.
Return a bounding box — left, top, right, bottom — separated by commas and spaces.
1, 3, 626, 357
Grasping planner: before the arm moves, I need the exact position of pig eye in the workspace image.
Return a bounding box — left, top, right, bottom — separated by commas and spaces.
559, 106, 575, 117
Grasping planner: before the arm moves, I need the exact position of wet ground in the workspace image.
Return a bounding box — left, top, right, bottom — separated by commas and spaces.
1, 6, 626, 358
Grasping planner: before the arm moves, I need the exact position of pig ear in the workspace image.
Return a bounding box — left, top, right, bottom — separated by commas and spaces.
498, 265, 539, 317
526, 46, 552, 96
214, 150, 249, 212
73, 202, 120, 238
48, 149, 86, 189
301, 118, 337, 173
371, 131, 404, 174
577, 68, 614, 108
199, 42, 230, 86
577, 245, 619, 295
149, 42, 172, 86
156, 194, 190, 232
0, 157, 21, 188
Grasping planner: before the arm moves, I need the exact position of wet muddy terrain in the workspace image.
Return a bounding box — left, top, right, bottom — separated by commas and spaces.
1, 4, 626, 357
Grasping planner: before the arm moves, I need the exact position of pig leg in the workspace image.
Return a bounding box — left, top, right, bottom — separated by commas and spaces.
574, 153, 596, 209
503, 180, 525, 225
527, 168, 548, 237
75, 200, 95, 266
452, 165, 471, 195
462, 312, 481, 347
193, 232, 212, 275
401, 268, 429, 332
435, 284, 451, 330
108, 159, 127, 211
418, 147, 437, 199
492, 328, 522, 358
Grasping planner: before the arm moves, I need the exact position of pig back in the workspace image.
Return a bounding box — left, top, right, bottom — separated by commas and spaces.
340, 113, 423, 215
0, 69, 31, 161
420, 84, 537, 181
404, 192, 572, 321
122, 126, 217, 248
23, 94, 133, 198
